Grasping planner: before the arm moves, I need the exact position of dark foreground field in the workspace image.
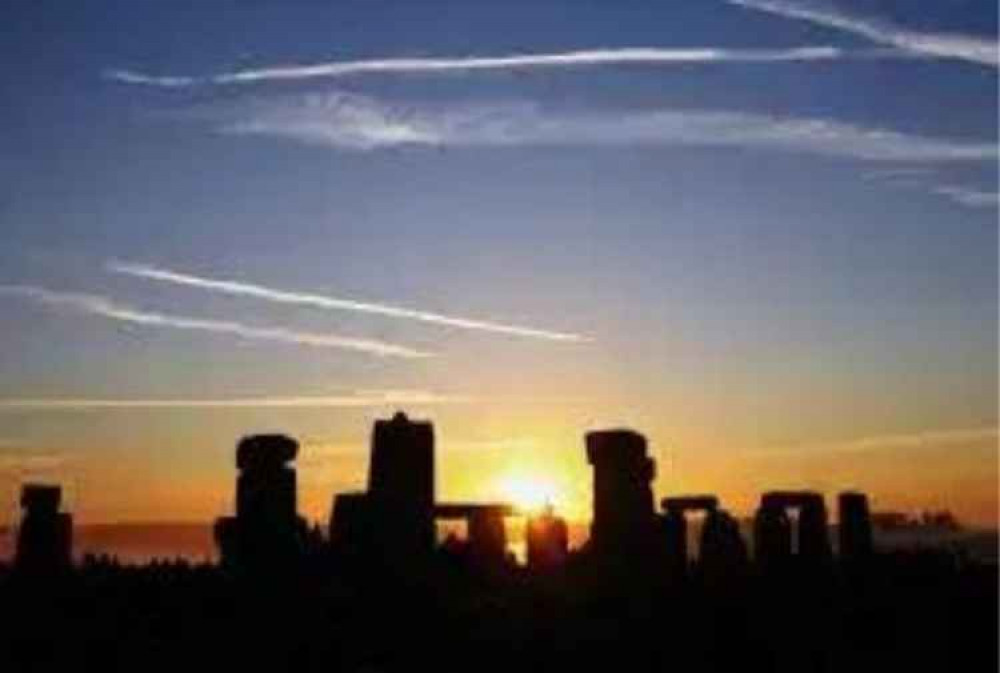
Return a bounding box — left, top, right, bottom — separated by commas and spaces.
1, 546, 995, 673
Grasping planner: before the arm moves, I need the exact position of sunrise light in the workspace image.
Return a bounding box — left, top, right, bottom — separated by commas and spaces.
498, 474, 560, 513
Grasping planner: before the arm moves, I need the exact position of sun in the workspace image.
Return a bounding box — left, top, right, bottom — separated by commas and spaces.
498, 474, 559, 514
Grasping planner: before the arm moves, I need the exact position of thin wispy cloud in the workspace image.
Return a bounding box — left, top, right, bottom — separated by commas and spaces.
0, 390, 467, 412
103, 45, 895, 88
748, 426, 999, 457
931, 185, 999, 209
442, 437, 543, 453
0, 285, 430, 358
862, 170, 999, 210
298, 434, 534, 462
109, 261, 590, 343
108, 70, 200, 88
861, 167, 936, 183
0, 453, 67, 473
208, 91, 998, 162
728, 0, 998, 67
826, 426, 999, 453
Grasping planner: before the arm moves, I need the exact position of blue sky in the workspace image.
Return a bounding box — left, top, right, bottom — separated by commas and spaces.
0, 1, 996, 525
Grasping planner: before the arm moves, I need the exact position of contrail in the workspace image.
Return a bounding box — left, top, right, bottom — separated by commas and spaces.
727, 0, 998, 67
109, 262, 591, 343
102, 44, 894, 87
931, 185, 999, 209
0, 390, 467, 411
745, 426, 999, 457
0, 454, 67, 472
0, 285, 430, 358
211, 91, 999, 162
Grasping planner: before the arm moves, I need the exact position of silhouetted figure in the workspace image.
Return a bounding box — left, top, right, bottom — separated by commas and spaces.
15, 484, 72, 574
526, 504, 569, 571
215, 434, 305, 571
585, 429, 656, 556
838, 491, 873, 562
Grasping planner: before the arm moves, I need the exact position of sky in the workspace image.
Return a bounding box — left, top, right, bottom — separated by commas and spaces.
0, 0, 996, 529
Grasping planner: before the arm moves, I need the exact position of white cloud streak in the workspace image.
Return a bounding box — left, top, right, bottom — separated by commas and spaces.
825, 426, 999, 453
0, 285, 430, 358
104, 45, 891, 88
861, 167, 936, 183
727, 0, 998, 67
108, 261, 591, 343
0, 454, 67, 472
0, 390, 467, 412
298, 434, 534, 461
861, 169, 999, 210
749, 426, 999, 457
210, 91, 998, 162
931, 185, 1000, 209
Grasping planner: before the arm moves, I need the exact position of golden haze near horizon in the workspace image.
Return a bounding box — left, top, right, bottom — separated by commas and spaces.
2, 399, 995, 529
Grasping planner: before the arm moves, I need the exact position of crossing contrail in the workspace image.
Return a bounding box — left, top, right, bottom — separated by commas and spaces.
727, 0, 998, 67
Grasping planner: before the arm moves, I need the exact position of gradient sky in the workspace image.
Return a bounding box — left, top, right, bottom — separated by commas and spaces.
1, 0, 996, 528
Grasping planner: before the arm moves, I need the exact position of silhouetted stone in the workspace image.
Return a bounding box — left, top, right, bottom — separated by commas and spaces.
662, 495, 719, 515
215, 434, 305, 571
838, 491, 873, 562
434, 503, 515, 570
15, 483, 73, 573
586, 429, 656, 555
468, 509, 508, 567
756, 491, 831, 566
754, 503, 792, 567
798, 496, 832, 561
367, 411, 436, 555
660, 494, 724, 577
329, 491, 375, 553
526, 505, 569, 571
21, 484, 61, 514
213, 516, 239, 564
433, 503, 515, 518
699, 509, 748, 583
236, 433, 298, 471
327, 413, 518, 572
660, 510, 688, 577
1, 413, 991, 673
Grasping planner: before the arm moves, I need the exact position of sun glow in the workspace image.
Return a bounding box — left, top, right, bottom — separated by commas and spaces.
498, 474, 560, 513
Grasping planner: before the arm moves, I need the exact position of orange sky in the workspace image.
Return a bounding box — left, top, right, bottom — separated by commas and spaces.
3, 404, 995, 529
